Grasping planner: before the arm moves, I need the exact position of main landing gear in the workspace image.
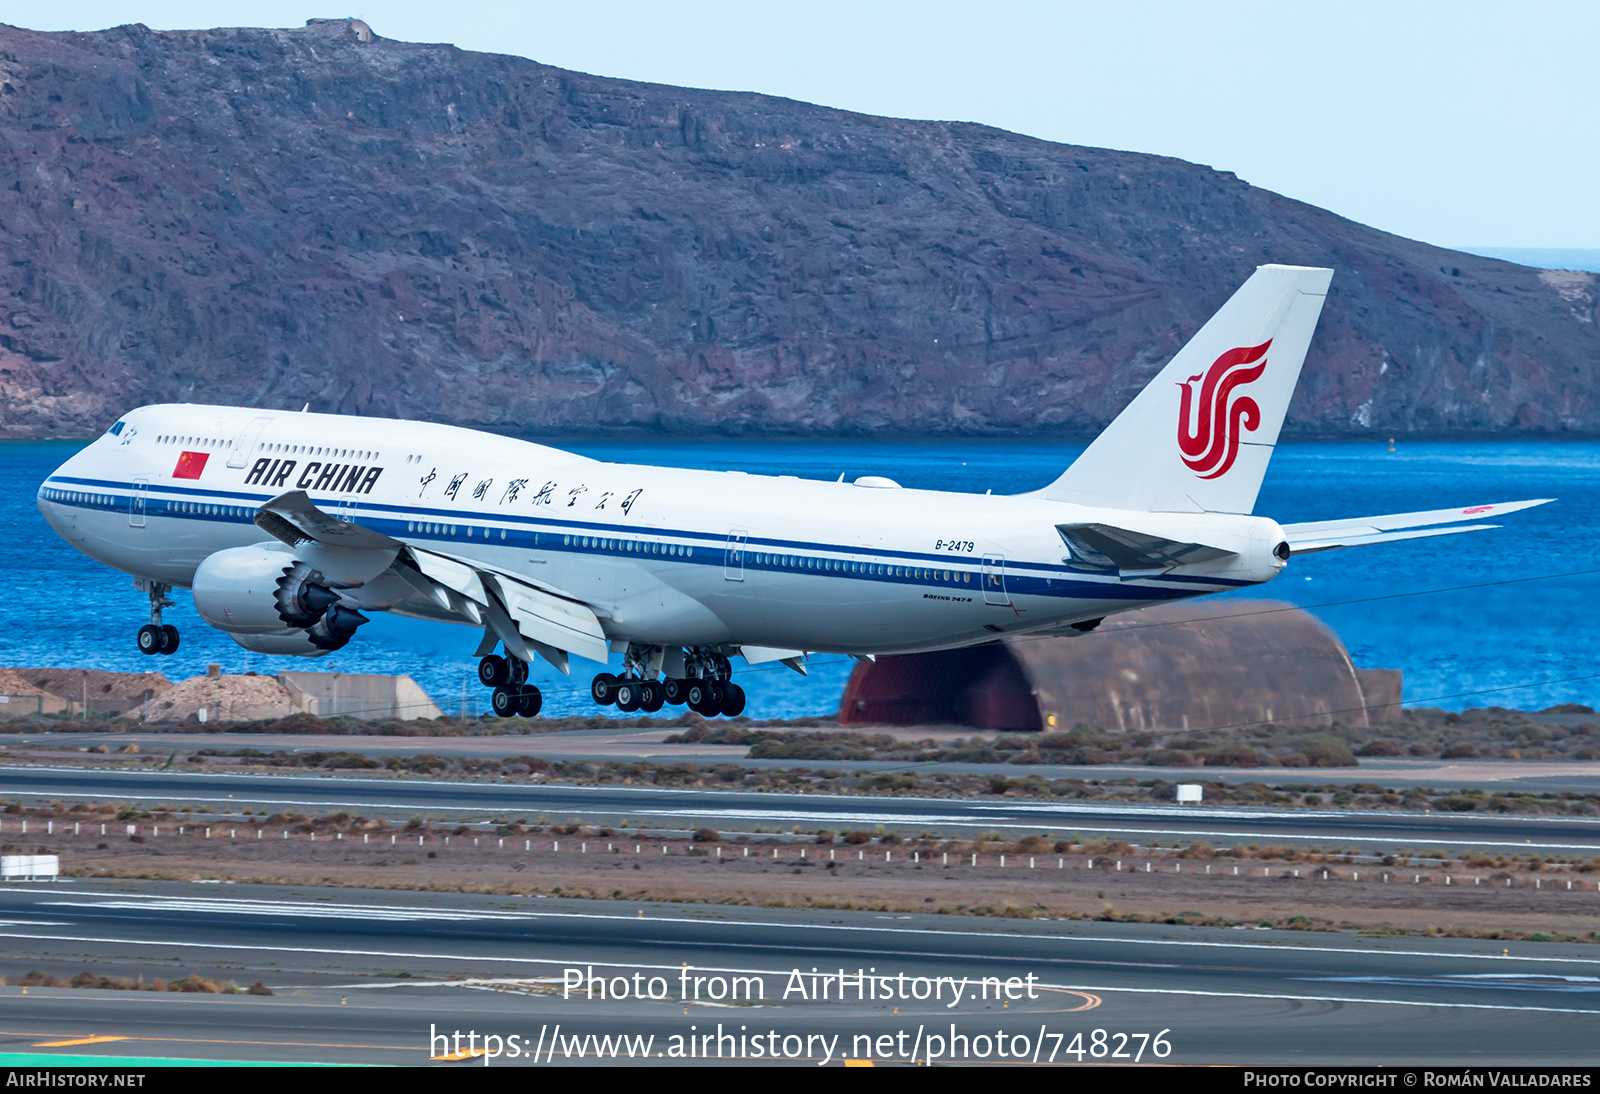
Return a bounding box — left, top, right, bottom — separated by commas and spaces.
136, 581, 180, 656
591, 647, 746, 718
477, 653, 542, 718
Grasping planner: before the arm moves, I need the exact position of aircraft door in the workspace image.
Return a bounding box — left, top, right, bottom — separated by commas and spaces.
982, 554, 1009, 606
128, 479, 147, 528
227, 416, 274, 469
724, 531, 747, 581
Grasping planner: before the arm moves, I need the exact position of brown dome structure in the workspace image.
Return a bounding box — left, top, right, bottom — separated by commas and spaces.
837, 600, 1400, 733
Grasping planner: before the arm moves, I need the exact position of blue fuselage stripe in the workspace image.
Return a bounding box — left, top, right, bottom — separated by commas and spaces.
38, 475, 1247, 603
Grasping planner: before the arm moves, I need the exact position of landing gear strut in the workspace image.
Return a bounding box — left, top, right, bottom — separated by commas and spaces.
478, 653, 541, 718
136, 582, 180, 656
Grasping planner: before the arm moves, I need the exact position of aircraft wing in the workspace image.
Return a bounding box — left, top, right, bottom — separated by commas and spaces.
254, 490, 608, 672
1280, 499, 1551, 554
256, 491, 401, 550
1057, 522, 1236, 577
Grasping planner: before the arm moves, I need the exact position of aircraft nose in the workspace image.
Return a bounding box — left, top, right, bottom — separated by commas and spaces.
37, 481, 74, 541
37, 449, 90, 542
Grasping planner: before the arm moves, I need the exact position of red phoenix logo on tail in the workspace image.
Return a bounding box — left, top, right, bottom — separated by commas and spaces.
1176, 340, 1271, 479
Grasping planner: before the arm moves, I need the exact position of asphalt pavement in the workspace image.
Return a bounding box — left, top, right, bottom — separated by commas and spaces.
0, 880, 1594, 1065
3, 765, 1600, 854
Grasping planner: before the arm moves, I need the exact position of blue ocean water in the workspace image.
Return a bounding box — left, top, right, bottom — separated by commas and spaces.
1459, 247, 1600, 273
2, 437, 1595, 720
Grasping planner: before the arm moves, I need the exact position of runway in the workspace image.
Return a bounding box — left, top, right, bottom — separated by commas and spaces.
4, 765, 1600, 854
12, 730, 1600, 794
0, 880, 1594, 1065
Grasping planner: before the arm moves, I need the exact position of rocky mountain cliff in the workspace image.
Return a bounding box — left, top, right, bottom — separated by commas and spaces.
0, 18, 1595, 439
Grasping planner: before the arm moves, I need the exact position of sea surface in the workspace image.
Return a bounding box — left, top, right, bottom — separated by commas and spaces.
2, 437, 1595, 722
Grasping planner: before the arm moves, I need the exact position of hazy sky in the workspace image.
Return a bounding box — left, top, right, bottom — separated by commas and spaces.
14, 2, 1600, 248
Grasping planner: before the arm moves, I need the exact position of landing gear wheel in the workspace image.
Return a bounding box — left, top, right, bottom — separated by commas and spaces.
639, 680, 664, 713
684, 680, 708, 712
719, 683, 746, 718
614, 680, 642, 713
160, 625, 179, 654
478, 654, 508, 688
590, 673, 618, 705
662, 678, 687, 705
507, 658, 529, 687
491, 686, 520, 717
516, 687, 542, 718
137, 624, 163, 655
687, 680, 723, 716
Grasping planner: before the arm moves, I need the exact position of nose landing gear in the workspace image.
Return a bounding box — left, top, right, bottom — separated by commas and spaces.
136, 582, 180, 655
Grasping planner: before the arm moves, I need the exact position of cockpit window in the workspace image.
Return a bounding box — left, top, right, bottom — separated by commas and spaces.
108, 421, 125, 436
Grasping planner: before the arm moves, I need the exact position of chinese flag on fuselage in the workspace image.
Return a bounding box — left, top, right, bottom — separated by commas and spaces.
173, 451, 209, 480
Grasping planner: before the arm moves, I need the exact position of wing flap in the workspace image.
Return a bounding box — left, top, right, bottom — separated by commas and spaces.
741, 645, 809, 676
402, 545, 609, 670
484, 572, 609, 667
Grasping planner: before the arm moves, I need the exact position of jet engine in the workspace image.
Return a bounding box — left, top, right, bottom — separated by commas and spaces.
192, 545, 369, 652
228, 632, 334, 657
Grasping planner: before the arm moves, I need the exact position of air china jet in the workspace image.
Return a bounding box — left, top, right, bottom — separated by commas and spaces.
37, 265, 1547, 719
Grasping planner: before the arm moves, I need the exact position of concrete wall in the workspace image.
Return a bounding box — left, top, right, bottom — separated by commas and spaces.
277, 671, 443, 721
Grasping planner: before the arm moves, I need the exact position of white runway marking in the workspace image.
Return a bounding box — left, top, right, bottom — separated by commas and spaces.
41, 897, 538, 922
1057, 983, 1600, 1015
13, 888, 1600, 966
12, 786, 1595, 848
0, 928, 1592, 1016
628, 807, 1600, 850
1305, 974, 1600, 993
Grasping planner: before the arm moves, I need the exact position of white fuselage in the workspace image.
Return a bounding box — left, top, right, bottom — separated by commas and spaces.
37, 405, 1287, 659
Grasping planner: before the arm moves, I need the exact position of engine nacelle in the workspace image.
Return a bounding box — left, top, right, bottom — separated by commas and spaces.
228, 631, 332, 658
193, 545, 369, 651
193, 545, 303, 634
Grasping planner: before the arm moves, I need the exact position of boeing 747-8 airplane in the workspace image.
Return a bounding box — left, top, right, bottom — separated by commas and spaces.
36, 266, 1547, 718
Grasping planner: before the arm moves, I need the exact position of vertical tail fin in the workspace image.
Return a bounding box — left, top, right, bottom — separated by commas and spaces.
1038, 264, 1332, 514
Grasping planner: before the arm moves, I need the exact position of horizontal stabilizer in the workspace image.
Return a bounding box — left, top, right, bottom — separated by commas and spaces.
1288, 524, 1498, 554
1058, 522, 1237, 576
1282, 499, 1551, 555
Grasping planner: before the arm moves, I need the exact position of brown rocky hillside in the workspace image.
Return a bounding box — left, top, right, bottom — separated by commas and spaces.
0, 18, 1594, 439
